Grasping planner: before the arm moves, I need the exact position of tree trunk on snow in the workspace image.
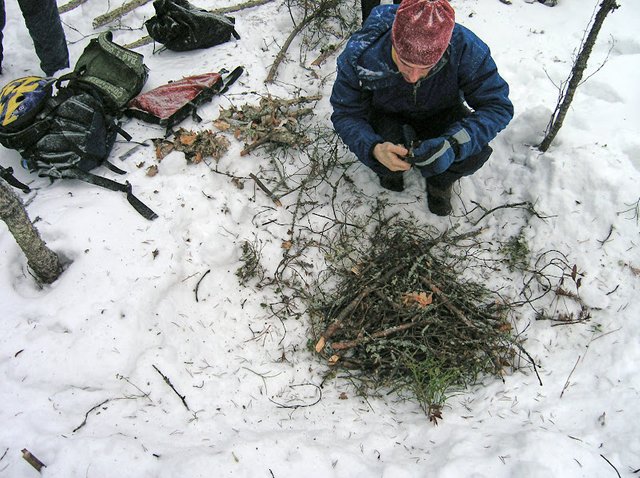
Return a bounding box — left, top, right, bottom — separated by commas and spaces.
0, 180, 62, 284
538, 0, 619, 152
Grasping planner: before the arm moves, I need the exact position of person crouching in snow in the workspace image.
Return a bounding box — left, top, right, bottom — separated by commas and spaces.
330, 0, 514, 216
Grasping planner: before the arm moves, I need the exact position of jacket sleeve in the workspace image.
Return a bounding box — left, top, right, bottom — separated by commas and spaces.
444, 31, 514, 161
330, 53, 384, 170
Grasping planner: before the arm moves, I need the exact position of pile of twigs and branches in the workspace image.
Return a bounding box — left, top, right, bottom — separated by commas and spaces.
215, 94, 320, 156
310, 218, 529, 422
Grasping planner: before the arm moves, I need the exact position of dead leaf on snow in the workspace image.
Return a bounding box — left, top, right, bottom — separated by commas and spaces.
154, 141, 174, 160
402, 291, 433, 308
231, 177, 244, 190
178, 131, 197, 146
213, 119, 231, 131
146, 164, 159, 177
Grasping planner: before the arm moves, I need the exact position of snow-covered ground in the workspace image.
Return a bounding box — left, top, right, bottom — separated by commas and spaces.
1, 0, 639, 476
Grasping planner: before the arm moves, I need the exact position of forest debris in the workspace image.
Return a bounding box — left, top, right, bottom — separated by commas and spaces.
153, 128, 230, 164
309, 219, 523, 421
217, 95, 320, 155
21, 448, 46, 472
153, 365, 190, 411
146, 164, 159, 177
249, 173, 282, 206
58, 0, 89, 14
93, 0, 151, 28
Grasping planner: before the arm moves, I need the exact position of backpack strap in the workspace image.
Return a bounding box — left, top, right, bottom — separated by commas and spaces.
0, 165, 31, 193
63, 168, 158, 220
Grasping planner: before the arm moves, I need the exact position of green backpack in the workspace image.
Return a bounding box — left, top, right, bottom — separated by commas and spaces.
60, 31, 149, 113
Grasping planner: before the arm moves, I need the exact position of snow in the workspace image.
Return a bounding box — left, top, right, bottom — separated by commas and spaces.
1, 0, 639, 477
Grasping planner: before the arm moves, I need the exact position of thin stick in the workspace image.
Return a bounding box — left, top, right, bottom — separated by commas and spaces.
73, 398, 112, 432
560, 355, 580, 398
250, 173, 282, 206
21, 449, 46, 472
470, 201, 543, 226
597, 225, 614, 246
194, 269, 211, 302
600, 454, 621, 478
153, 365, 191, 411
93, 0, 152, 28
268, 383, 322, 409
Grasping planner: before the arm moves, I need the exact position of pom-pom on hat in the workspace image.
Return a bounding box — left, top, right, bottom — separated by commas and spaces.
391, 0, 455, 66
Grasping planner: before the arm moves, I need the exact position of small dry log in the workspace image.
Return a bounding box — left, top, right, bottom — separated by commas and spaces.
58, 0, 89, 14
21, 449, 46, 472
93, 0, 152, 28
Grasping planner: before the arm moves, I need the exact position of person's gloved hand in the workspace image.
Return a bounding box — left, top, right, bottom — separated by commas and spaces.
410, 136, 456, 176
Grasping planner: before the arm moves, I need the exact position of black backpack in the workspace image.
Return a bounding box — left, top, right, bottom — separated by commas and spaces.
145, 0, 240, 52
0, 85, 157, 220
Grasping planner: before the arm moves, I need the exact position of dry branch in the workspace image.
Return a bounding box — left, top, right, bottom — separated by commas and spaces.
59, 0, 89, 14
330, 319, 427, 351
265, 0, 339, 83
250, 173, 282, 206
153, 365, 190, 411
93, 0, 152, 28
310, 39, 346, 67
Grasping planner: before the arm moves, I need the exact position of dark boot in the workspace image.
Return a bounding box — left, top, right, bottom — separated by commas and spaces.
426, 182, 453, 216
379, 174, 404, 192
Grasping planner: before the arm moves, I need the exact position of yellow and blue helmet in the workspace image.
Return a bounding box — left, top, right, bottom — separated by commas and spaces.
0, 76, 54, 131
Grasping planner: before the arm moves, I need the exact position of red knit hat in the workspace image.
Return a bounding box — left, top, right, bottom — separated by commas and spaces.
391, 0, 455, 66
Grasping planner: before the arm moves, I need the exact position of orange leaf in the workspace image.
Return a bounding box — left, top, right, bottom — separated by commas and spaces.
402, 292, 433, 308
146, 164, 159, 177
213, 119, 231, 131
281, 240, 292, 250
179, 132, 197, 146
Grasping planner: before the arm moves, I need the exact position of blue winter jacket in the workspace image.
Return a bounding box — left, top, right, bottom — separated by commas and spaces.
330, 5, 514, 175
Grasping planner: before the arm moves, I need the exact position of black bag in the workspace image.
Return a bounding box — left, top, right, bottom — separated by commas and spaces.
0, 86, 157, 220
145, 0, 240, 52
